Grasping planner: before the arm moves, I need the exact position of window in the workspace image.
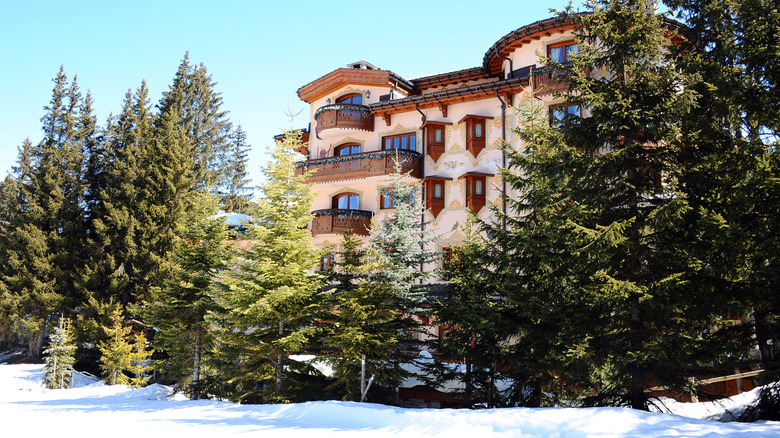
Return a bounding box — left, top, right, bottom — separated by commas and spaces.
549, 103, 581, 127
334, 142, 360, 156
320, 252, 335, 271
380, 187, 413, 210
548, 40, 578, 64
336, 93, 362, 105
424, 176, 449, 218
459, 172, 491, 214
458, 115, 492, 157
423, 121, 450, 162
382, 132, 417, 151
332, 192, 360, 210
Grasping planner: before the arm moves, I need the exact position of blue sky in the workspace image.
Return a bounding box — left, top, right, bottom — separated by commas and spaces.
0, 1, 587, 185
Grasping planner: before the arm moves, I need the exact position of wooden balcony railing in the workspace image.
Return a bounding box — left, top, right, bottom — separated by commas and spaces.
295, 150, 422, 183
532, 66, 589, 96
310, 209, 372, 236
314, 104, 374, 136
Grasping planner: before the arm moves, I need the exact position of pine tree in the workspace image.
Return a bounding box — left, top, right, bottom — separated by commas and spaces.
98, 304, 153, 387
210, 131, 323, 403
489, 1, 712, 409
158, 53, 233, 194
43, 317, 76, 389
664, 0, 780, 386
219, 124, 253, 213
0, 68, 84, 357
324, 228, 398, 401
430, 221, 509, 408
147, 193, 229, 399
367, 159, 440, 403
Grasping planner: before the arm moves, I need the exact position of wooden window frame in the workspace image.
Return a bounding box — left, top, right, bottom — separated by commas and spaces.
422, 121, 451, 162
458, 115, 492, 157
336, 93, 363, 105
549, 102, 581, 127
332, 192, 360, 210
424, 176, 450, 218
382, 132, 417, 152
459, 172, 491, 214
333, 142, 361, 157
547, 40, 579, 64
320, 251, 335, 271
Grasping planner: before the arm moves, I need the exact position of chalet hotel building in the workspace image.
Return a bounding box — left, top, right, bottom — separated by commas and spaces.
292, 17, 580, 273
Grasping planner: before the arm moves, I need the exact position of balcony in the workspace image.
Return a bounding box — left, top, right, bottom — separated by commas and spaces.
296, 149, 422, 184
532, 66, 589, 96
314, 104, 374, 138
310, 209, 372, 236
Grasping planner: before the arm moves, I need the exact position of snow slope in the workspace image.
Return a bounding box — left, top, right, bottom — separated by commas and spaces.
1, 364, 778, 438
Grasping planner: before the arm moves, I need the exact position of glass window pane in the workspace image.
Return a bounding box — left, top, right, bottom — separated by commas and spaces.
351, 95, 362, 105
566, 44, 578, 59
351, 144, 360, 154
401, 136, 407, 150
434, 183, 442, 199
475, 122, 483, 138
393, 137, 400, 149
550, 46, 564, 63
338, 196, 348, 209
349, 195, 359, 210
475, 180, 483, 195
409, 134, 416, 150
435, 129, 442, 143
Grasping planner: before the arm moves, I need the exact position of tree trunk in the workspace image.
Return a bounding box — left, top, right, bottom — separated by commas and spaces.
191, 332, 201, 400
276, 320, 284, 396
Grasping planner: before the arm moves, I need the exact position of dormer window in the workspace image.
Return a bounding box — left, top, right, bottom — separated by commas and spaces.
336, 93, 363, 105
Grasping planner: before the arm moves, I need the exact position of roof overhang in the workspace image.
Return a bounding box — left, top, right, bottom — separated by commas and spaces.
297, 68, 416, 103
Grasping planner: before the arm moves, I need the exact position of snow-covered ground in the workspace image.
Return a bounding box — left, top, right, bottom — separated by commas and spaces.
1, 363, 778, 437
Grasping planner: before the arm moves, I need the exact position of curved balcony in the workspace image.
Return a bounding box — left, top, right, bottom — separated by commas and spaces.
314, 104, 374, 138
296, 149, 422, 184
311, 209, 372, 236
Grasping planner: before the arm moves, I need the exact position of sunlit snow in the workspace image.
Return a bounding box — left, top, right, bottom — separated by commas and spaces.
1, 363, 778, 437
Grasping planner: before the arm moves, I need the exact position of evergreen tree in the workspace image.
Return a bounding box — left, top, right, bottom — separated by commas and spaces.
490, 1, 711, 409
0, 68, 84, 356
147, 194, 229, 400
664, 0, 780, 382
324, 228, 398, 401
158, 53, 233, 194
219, 124, 253, 213
430, 222, 509, 408
43, 317, 76, 389
98, 304, 153, 387
210, 131, 323, 403
367, 159, 440, 403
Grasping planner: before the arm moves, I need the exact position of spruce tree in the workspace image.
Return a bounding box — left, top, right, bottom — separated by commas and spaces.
98, 304, 153, 387
430, 222, 509, 408
324, 228, 398, 401
489, 1, 711, 409
664, 0, 780, 389
158, 53, 233, 194
210, 131, 322, 403
147, 194, 229, 399
43, 317, 76, 389
367, 159, 439, 403
219, 124, 253, 214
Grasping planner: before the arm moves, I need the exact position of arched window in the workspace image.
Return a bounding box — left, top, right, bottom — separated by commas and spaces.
334, 142, 361, 156
336, 93, 362, 105
332, 192, 360, 210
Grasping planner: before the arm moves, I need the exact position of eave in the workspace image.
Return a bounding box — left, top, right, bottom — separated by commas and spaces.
297, 68, 416, 103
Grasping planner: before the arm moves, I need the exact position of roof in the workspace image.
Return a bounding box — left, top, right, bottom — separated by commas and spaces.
297, 67, 416, 103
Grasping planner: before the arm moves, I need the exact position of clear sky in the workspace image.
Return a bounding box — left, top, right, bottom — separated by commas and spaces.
0, 0, 587, 185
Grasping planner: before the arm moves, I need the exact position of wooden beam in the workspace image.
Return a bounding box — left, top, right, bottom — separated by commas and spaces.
438, 102, 448, 118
